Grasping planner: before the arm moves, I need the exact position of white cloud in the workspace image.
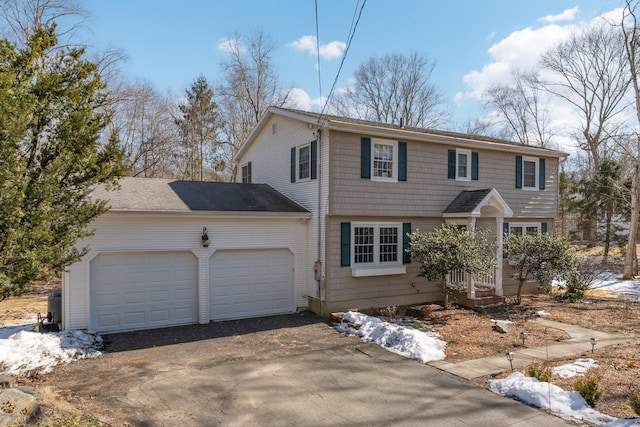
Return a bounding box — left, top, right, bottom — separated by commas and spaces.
486, 31, 497, 41
538, 6, 580, 23
287, 87, 325, 111
217, 37, 245, 55
290, 35, 346, 60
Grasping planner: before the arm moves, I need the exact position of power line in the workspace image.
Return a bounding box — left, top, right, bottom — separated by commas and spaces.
318, 0, 367, 120
315, 0, 322, 106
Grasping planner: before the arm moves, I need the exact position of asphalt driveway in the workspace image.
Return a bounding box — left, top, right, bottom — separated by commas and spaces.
45, 313, 568, 426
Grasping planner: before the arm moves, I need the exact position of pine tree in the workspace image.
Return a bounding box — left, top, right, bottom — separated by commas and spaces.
0, 25, 126, 299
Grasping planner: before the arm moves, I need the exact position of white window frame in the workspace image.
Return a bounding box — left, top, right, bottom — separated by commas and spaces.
456, 148, 471, 182
241, 163, 250, 183
351, 222, 406, 277
297, 143, 311, 182
508, 222, 541, 237
522, 156, 539, 190
371, 139, 398, 182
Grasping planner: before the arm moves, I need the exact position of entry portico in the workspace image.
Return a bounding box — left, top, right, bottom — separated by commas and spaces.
442, 188, 514, 300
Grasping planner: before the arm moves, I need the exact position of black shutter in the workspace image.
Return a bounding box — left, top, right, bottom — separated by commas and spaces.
341, 222, 351, 266
541, 222, 548, 234
539, 158, 545, 190
247, 161, 252, 183
471, 152, 479, 181
403, 223, 412, 264
503, 222, 509, 235
361, 137, 371, 179
311, 140, 317, 180
448, 149, 456, 179
290, 147, 296, 183
515, 156, 523, 188
398, 142, 407, 181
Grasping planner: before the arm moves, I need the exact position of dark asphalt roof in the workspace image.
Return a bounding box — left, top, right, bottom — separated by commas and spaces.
443, 189, 493, 214
93, 177, 309, 214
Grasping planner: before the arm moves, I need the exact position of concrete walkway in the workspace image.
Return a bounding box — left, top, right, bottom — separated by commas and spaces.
429, 318, 632, 380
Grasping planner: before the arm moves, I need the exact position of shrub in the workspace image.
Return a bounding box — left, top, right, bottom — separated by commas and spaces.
574, 371, 602, 407
525, 361, 550, 383
630, 392, 640, 416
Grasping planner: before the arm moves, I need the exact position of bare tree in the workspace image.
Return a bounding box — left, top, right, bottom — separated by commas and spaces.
330, 51, 449, 128
108, 79, 180, 178
216, 29, 293, 181
0, 0, 86, 47
483, 71, 556, 148
621, 0, 640, 279
539, 23, 630, 169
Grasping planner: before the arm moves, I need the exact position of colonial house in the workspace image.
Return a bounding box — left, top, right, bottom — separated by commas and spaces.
62, 107, 566, 333
234, 107, 567, 315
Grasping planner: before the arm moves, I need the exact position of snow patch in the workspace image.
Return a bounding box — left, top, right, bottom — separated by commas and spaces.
0, 330, 103, 374
552, 358, 597, 379
334, 311, 446, 363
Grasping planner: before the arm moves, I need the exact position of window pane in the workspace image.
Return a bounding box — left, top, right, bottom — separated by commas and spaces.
379, 227, 398, 263
457, 152, 468, 178
299, 146, 310, 179
523, 160, 536, 188
354, 227, 374, 264
526, 226, 538, 236
510, 226, 523, 236
241, 165, 249, 183
373, 143, 394, 178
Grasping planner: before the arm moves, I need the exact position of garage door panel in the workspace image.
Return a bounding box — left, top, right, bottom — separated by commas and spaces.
210, 249, 294, 321
90, 251, 198, 333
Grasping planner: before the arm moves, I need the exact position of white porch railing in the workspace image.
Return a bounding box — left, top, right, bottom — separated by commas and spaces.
447, 268, 497, 299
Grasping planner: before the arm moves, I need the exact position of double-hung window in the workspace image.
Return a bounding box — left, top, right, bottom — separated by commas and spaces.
346, 222, 408, 277
516, 156, 545, 190
241, 162, 252, 183
523, 157, 538, 189
506, 222, 546, 236
372, 140, 397, 181
448, 148, 478, 181
290, 141, 317, 183
298, 145, 311, 180
360, 137, 407, 182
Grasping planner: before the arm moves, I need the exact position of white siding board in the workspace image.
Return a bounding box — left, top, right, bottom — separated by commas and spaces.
236, 115, 330, 301
65, 213, 308, 330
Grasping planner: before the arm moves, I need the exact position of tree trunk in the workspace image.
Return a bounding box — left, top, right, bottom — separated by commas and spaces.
624, 157, 639, 279
441, 276, 449, 310
604, 209, 612, 264
516, 278, 524, 305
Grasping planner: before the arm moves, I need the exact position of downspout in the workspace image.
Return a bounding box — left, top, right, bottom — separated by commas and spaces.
314, 128, 325, 311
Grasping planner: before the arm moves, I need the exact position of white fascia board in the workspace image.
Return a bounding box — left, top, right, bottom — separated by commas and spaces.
102, 209, 312, 220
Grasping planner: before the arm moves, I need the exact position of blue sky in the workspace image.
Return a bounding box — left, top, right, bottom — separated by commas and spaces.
79, 0, 623, 134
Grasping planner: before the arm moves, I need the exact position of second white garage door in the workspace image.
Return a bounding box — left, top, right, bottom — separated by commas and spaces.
209, 249, 294, 321
90, 251, 198, 333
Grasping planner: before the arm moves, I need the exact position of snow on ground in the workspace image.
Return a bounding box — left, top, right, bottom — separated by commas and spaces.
552, 358, 598, 379
334, 311, 446, 363
589, 272, 640, 300
0, 328, 103, 374
491, 373, 640, 426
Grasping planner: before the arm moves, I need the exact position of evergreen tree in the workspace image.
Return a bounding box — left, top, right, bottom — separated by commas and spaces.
175, 74, 220, 181
0, 25, 126, 299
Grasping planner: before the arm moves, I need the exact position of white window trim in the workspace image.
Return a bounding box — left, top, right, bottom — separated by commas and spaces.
371, 138, 398, 183
350, 222, 406, 277
241, 163, 250, 183
297, 143, 311, 182
522, 156, 539, 191
456, 148, 471, 182
508, 222, 542, 236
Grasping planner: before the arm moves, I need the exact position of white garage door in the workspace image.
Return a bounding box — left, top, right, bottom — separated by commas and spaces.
210, 249, 294, 321
90, 251, 198, 333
